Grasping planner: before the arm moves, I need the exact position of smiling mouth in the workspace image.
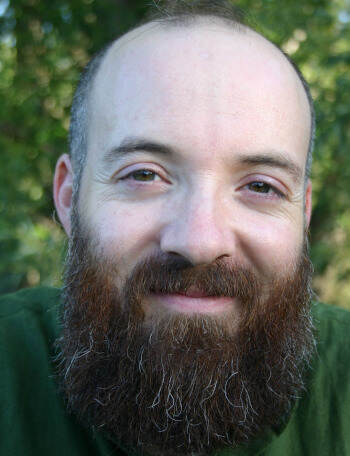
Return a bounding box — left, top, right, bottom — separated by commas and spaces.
178, 286, 211, 298
148, 287, 235, 315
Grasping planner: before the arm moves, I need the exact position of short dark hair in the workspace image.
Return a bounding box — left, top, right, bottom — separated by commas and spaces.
69, 42, 112, 195
69, 0, 315, 194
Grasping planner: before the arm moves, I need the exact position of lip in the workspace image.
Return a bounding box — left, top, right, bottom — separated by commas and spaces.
179, 286, 210, 298
149, 293, 235, 315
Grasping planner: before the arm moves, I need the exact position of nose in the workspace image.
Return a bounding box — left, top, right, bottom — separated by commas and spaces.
160, 189, 235, 266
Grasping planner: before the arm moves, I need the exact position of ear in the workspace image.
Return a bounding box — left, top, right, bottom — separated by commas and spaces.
304, 179, 312, 229
53, 154, 73, 237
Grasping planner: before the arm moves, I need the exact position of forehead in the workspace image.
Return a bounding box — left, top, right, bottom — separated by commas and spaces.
88, 20, 310, 168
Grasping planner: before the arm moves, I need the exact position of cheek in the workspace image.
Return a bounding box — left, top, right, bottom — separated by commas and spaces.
87, 203, 162, 260
242, 215, 304, 275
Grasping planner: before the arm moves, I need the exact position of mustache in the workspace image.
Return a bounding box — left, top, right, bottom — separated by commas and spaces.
120, 252, 260, 303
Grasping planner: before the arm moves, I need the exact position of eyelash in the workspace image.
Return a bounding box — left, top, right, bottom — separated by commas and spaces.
119, 169, 162, 183
243, 181, 285, 199
119, 169, 285, 199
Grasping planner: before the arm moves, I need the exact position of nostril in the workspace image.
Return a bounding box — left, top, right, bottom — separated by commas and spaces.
162, 252, 195, 269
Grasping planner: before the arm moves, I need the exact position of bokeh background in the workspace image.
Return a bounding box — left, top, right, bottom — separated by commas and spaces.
1, 0, 349, 309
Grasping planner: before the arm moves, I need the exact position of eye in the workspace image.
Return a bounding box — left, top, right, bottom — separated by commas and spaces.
120, 169, 161, 183
245, 181, 285, 199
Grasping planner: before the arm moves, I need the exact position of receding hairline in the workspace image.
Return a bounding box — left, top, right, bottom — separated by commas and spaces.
92, 17, 246, 91
97, 17, 270, 78
93, 16, 311, 123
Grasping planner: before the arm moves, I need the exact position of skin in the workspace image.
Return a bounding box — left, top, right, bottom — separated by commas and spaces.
54, 19, 312, 317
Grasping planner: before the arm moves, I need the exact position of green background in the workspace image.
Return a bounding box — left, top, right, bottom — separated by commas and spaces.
1, 0, 349, 309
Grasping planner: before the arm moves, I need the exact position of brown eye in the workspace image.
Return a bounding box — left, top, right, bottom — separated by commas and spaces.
128, 170, 157, 181
245, 181, 285, 199
248, 182, 271, 193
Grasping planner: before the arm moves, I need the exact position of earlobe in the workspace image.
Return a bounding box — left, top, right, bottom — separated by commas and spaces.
53, 154, 73, 237
305, 180, 312, 229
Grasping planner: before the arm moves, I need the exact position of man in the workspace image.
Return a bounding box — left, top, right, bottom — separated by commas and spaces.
1, 1, 350, 455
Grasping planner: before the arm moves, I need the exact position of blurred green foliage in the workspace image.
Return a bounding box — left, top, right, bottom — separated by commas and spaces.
0, 0, 349, 308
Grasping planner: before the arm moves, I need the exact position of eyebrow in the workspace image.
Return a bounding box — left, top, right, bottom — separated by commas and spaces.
103, 136, 304, 184
234, 153, 304, 184
103, 137, 175, 165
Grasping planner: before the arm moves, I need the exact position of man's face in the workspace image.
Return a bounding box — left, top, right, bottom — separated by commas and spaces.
76, 21, 311, 319
55, 20, 314, 456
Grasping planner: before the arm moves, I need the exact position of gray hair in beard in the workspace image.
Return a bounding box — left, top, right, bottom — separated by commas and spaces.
56, 219, 316, 456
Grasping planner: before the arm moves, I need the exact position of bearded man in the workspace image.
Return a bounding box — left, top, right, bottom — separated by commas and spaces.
1, 1, 350, 455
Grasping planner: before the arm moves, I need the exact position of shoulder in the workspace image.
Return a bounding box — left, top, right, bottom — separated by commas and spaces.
311, 301, 350, 361
265, 303, 350, 455
309, 301, 350, 415
312, 300, 350, 327
290, 302, 350, 455
0, 286, 62, 343
0, 286, 61, 319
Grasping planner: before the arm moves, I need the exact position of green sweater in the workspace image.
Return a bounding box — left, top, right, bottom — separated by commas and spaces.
1, 287, 350, 456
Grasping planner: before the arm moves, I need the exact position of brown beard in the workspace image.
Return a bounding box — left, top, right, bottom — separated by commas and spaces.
56, 221, 315, 456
